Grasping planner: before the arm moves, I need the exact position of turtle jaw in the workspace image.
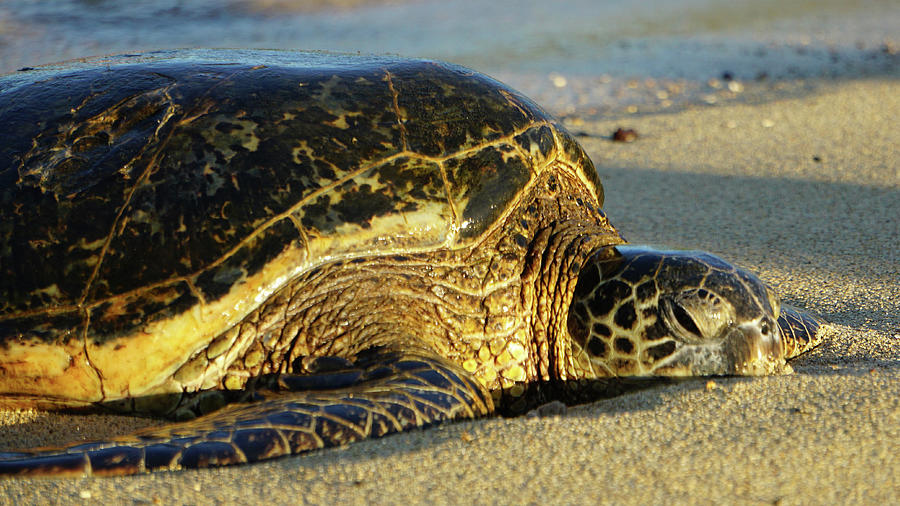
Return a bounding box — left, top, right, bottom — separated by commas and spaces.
724, 321, 792, 375
655, 320, 792, 377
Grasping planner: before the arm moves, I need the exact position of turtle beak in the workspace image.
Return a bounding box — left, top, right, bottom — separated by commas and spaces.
730, 320, 791, 376
651, 318, 793, 377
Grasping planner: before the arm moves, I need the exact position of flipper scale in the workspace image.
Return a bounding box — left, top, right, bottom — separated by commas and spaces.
0, 351, 492, 477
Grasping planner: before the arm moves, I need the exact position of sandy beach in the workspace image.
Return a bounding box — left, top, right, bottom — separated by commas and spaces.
0, 75, 896, 504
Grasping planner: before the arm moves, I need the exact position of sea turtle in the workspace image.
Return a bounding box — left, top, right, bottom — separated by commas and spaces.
0, 50, 823, 477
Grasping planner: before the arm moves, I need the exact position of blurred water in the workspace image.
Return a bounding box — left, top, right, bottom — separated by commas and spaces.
0, 0, 897, 114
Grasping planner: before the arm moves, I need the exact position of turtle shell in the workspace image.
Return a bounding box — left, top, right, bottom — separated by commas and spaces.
0, 50, 603, 404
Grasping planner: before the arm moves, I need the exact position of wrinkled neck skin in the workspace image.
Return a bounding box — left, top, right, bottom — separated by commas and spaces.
507, 223, 638, 412
520, 223, 623, 383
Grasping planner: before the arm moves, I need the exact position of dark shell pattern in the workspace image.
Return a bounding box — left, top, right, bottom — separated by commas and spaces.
0, 50, 600, 402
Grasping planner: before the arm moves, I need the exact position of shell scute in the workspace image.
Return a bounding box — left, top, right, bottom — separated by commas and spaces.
299, 156, 452, 257
513, 124, 558, 166
0, 311, 83, 347
88, 281, 198, 345
0, 311, 100, 403
84, 65, 401, 302
192, 218, 304, 304
444, 143, 533, 240
555, 128, 603, 206
0, 75, 176, 314
391, 62, 547, 157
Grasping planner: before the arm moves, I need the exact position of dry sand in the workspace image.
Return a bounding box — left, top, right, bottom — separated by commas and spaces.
0, 79, 897, 504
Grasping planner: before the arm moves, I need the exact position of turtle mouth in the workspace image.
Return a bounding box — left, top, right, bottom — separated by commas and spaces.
653, 319, 790, 376
730, 320, 791, 375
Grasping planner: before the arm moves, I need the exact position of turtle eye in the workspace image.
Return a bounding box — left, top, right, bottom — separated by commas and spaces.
663, 289, 732, 342
671, 302, 703, 338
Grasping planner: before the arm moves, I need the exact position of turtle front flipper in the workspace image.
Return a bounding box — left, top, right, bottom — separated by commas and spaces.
778, 306, 827, 359
0, 349, 493, 477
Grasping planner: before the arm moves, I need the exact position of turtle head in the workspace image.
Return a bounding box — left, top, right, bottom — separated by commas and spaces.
567, 245, 790, 378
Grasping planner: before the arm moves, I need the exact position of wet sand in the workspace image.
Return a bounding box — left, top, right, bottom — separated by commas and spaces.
0, 76, 896, 503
